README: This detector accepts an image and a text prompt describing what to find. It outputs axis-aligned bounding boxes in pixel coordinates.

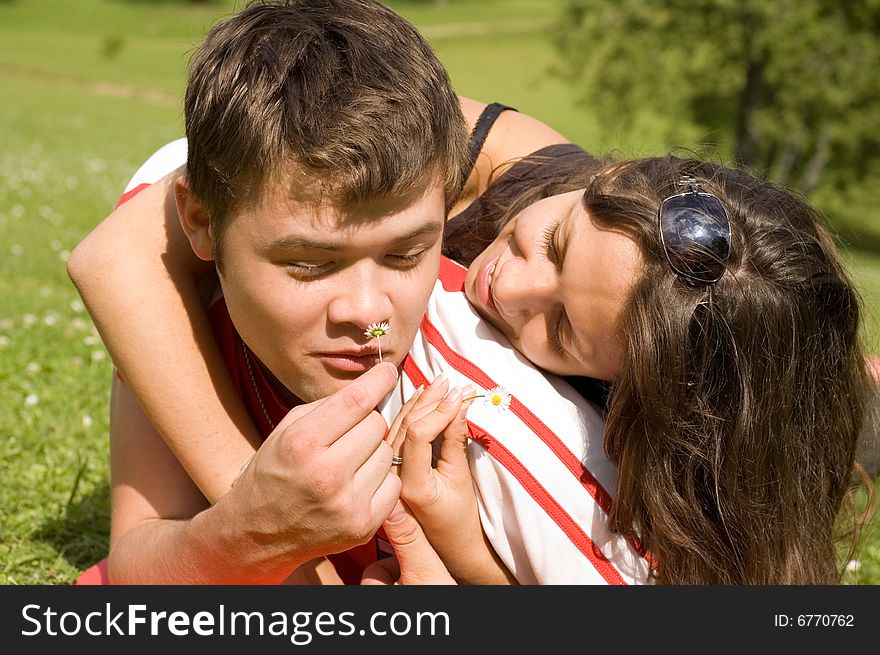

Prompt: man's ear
[175,176,215,262]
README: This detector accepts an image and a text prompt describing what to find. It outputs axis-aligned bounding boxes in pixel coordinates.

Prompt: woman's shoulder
[452,97,575,215]
[458,142,597,216]
[458,97,570,158]
[478,107,572,168]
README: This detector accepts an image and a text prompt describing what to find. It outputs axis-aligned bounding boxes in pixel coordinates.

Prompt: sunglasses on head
[658,175,732,285]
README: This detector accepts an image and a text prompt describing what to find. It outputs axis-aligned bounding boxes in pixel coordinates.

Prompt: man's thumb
[383,501,455,585]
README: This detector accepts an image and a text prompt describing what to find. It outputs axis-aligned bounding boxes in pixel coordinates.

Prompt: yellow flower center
[491,394,503,405]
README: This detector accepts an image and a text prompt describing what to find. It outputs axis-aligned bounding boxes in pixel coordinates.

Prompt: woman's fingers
[389,374,449,456]
[360,556,400,585]
[385,385,426,474]
[400,387,462,497]
[436,387,476,475]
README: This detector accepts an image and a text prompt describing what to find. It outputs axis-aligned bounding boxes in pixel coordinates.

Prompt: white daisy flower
[364,321,390,338]
[363,321,390,362]
[482,386,512,413]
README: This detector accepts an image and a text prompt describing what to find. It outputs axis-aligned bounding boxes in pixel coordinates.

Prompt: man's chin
[285,362,402,403]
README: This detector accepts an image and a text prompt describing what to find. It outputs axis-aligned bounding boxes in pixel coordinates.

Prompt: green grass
[1,0,878,585]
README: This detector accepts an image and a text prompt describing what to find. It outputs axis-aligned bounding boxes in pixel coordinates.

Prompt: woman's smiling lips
[475,251,502,319]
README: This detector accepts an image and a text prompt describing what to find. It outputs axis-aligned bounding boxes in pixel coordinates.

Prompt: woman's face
[465,189,642,381]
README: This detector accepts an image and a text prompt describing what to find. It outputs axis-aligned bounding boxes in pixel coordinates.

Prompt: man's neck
[254,355,301,408]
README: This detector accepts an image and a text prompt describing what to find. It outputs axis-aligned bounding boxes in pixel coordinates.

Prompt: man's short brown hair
[184,0,469,259]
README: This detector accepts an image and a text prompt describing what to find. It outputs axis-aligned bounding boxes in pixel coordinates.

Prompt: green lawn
[1,0,877,585]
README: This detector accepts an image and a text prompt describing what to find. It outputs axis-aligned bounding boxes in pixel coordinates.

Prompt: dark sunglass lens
[660,194,730,282]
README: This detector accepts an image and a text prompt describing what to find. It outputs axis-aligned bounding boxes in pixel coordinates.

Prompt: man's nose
[326,264,393,329]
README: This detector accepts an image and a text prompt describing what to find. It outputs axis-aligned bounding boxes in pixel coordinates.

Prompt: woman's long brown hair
[485,154,870,583]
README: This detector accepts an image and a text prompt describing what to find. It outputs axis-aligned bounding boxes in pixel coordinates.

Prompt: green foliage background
[0,0,877,585]
[554,0,880,245]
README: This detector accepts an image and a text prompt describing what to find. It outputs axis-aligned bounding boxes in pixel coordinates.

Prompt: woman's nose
[493,259,555,317]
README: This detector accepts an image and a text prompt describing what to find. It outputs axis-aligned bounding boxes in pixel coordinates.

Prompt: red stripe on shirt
[439,256,467,292]
[401,355,626,584]
[115,183,151,208]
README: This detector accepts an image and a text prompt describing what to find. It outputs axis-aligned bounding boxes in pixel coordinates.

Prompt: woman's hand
[385,376,516,584]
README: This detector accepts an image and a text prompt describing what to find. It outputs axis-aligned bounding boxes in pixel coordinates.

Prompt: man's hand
[216,362,402,581]
[360,501,456,585]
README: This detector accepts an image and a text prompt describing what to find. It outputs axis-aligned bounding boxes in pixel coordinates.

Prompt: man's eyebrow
[262,219,444,252]
[391,220,445,244]
[263,235,344,252]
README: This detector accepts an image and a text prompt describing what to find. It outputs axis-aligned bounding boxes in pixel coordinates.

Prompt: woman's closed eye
[540,219,569,356]
[549,305,568,356]
[540,219,562,265]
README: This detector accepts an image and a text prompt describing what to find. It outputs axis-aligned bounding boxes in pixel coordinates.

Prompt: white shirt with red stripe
[123,140,651,585]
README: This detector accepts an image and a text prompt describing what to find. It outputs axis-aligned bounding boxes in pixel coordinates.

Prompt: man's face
[216,180,445,403]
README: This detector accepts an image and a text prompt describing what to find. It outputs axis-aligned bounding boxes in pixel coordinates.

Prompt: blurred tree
[553,0,880,194]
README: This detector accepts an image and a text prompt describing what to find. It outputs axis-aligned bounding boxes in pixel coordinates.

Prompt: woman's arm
[107,376,270,583]
[68,169,261,503]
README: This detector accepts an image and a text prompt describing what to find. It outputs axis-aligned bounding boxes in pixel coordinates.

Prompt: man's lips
[314,344,389,372]
[320,347,381,357]
[317,351,385,373]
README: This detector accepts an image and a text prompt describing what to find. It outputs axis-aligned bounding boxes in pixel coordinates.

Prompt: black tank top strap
[463,102,517,181]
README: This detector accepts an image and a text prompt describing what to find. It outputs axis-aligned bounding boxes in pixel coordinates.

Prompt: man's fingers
[349,435,398,505]
[293,362,399,447]
[273,394,330,431]
[329,410,391,477]
[368,467,402,530]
